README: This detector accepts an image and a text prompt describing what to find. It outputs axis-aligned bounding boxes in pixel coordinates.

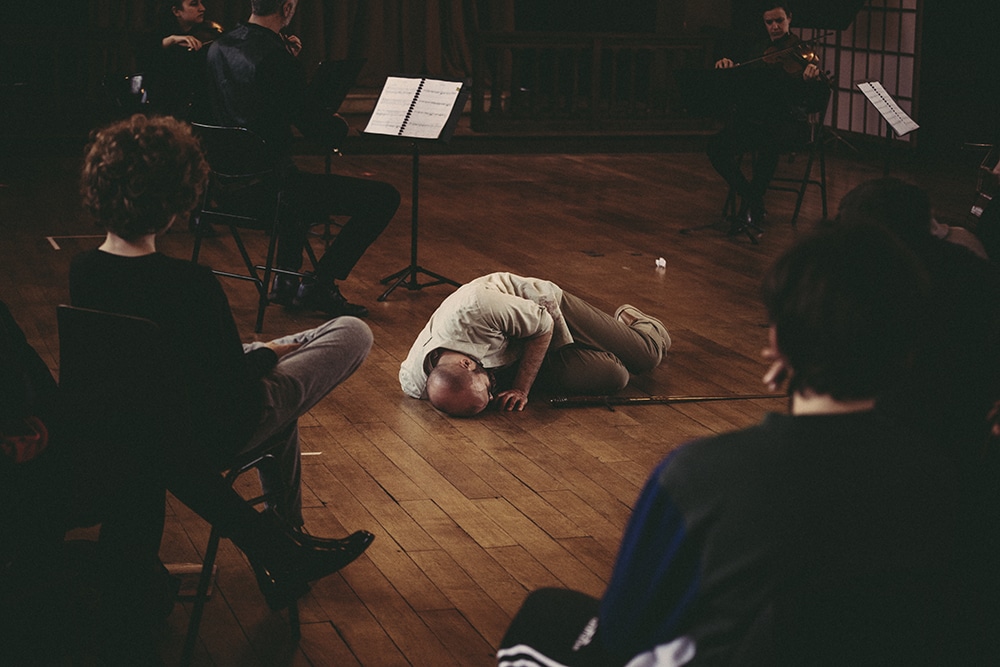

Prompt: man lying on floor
[399,272,671,416]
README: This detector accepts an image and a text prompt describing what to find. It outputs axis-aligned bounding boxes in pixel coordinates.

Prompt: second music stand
[362,75,470,301]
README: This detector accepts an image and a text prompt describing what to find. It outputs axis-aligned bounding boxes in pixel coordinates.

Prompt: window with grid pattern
[791,0,920,142]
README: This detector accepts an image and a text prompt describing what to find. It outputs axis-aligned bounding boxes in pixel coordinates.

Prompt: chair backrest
[189,123,285,228]
[189,123,275,179]
[804,85,832,124]
[309,58,366,113]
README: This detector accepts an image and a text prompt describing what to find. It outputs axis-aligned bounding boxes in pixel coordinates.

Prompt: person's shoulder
[219,21,251,40]
[660,421,775,485]
[69,248,99,269]
[925,237,995,292]
[162,253,216,278]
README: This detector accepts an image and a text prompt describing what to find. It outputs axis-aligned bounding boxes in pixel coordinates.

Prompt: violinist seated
[136,0,222,119]
[706,2,829,232]
[204,0,401,319]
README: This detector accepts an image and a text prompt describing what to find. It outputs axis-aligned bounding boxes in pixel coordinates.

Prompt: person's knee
[336,316,374,358]
[373,181,401,218]
[556,362,630,395]
[308,316,373,365]
[626,350,663,376]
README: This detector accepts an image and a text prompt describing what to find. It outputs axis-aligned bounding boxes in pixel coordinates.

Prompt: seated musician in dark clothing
[72,114,375,662]
[136,0,220,119]
[707,2,828,233]
[205,0,401,318]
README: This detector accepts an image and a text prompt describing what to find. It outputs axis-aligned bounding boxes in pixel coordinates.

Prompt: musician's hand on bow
[802,63,821,81]
[163,34,204,51]
[282,33,302,57]
[715,57,735,69]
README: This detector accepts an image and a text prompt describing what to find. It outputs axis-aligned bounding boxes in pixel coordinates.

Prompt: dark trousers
[706,118,808,209]
[277,169,401,282]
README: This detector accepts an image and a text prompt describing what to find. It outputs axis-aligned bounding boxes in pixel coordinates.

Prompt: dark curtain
[87,0,514,88]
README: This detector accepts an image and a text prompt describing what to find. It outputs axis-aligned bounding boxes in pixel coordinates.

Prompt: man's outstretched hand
[495,389,529,412]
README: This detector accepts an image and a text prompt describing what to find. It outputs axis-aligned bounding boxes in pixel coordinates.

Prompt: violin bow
[548,393,786,410]
[733,31,836,68]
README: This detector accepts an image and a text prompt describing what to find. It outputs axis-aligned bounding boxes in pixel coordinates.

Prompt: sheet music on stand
[857,81,919,136]
[364,76,467,141]
[363,75,470,301]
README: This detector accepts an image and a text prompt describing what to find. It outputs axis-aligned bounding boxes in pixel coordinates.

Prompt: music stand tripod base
[377,141,460,301]
[378,265,459,301]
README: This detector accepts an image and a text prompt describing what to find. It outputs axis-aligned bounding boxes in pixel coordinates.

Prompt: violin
[189,20,224,47]
[736,33,834,87]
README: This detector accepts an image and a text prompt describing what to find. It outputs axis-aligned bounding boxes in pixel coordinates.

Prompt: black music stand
[363,75,470,301]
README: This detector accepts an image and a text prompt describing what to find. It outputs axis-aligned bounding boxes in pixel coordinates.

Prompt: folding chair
[715,86,832,238]
[766,95,830,228]
[190,123,309,333]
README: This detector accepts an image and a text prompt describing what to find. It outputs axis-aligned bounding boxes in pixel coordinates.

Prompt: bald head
[426,352,493,417]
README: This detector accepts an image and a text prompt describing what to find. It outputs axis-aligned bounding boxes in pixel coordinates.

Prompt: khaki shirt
[399,273,573,398]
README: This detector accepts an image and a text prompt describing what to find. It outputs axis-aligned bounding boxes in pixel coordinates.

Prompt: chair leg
[192,232,204,263]
[789,149,816,229]
[288,601,301,640]
[303,238,321,273]
[180,525,223,667]
[256,213,283,334]
[818,142,828,219]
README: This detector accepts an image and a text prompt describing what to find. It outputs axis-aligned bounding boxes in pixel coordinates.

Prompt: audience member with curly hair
[71,114,375,662]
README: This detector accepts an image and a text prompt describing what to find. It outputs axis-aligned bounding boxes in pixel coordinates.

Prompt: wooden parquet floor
[0,141,981,665]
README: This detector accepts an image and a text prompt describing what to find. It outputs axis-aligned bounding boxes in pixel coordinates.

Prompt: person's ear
[160,215,178,236]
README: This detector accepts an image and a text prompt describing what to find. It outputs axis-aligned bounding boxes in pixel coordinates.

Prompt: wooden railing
[472,31,718,133]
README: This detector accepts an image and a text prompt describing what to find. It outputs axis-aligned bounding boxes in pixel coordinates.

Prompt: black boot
[264,507,375,551]
[269,274,301,307]
[233,511,374,611]
[294,274,369,317]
